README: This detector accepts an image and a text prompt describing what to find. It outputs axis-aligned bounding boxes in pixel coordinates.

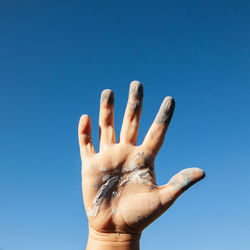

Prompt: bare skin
[78,81,205,250]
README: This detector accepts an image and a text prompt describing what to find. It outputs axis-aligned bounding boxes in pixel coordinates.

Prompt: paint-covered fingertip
[197,168,206,179]
[163,96,175,106]
[190,167,205,176]
[155,96,175,124]
[181,167,206,181]
[129,80,143,98]
[101,89,114,104]
[130,80,142,85]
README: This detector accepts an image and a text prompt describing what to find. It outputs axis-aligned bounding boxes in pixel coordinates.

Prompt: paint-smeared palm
[78,81,205,235]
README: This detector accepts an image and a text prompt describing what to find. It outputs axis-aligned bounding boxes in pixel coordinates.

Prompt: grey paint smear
[177,168,202,190]
[87,176,119,217]
[129,81,143,99]
[100,89,114,105]
[155,96,175,124]
[168,168,204,191]
[128,81,143,111]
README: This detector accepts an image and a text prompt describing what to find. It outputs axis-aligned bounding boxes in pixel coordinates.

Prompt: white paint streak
[126,160,137,171]
[120,168,151,187]
[125,151,145,172]
[129,169,150,183]
[120,176,129,186]
[87,176,119,217]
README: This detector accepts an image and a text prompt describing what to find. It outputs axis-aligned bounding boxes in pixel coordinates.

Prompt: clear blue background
[0,1,250,249]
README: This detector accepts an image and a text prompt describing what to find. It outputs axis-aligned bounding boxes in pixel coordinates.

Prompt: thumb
[158,167,205,209]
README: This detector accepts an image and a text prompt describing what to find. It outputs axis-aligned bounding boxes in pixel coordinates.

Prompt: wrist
[87,227,141,250]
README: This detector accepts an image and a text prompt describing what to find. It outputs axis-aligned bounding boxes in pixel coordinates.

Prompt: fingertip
[79,114,89,121]
[185,167,206,181]
[101,89,114,105]
[155,96,175,124]
[78,114,91,135]
[129,80,143,98]
[195,167,206,179]
[131,80,142,85]
[162,96,175,111]
[164,96,175,106]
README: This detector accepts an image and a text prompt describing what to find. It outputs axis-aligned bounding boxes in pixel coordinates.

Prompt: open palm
[78,81,205,236]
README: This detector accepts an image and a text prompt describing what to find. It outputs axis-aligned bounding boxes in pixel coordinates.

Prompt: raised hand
[78,81,205,249]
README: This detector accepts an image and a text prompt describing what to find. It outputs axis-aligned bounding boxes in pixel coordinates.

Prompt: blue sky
[0,0,250,249]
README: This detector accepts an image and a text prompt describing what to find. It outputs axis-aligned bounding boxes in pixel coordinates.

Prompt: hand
[78,81,205,249]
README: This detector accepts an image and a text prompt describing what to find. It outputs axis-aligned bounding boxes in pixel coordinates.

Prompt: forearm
[87,227,141,250]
